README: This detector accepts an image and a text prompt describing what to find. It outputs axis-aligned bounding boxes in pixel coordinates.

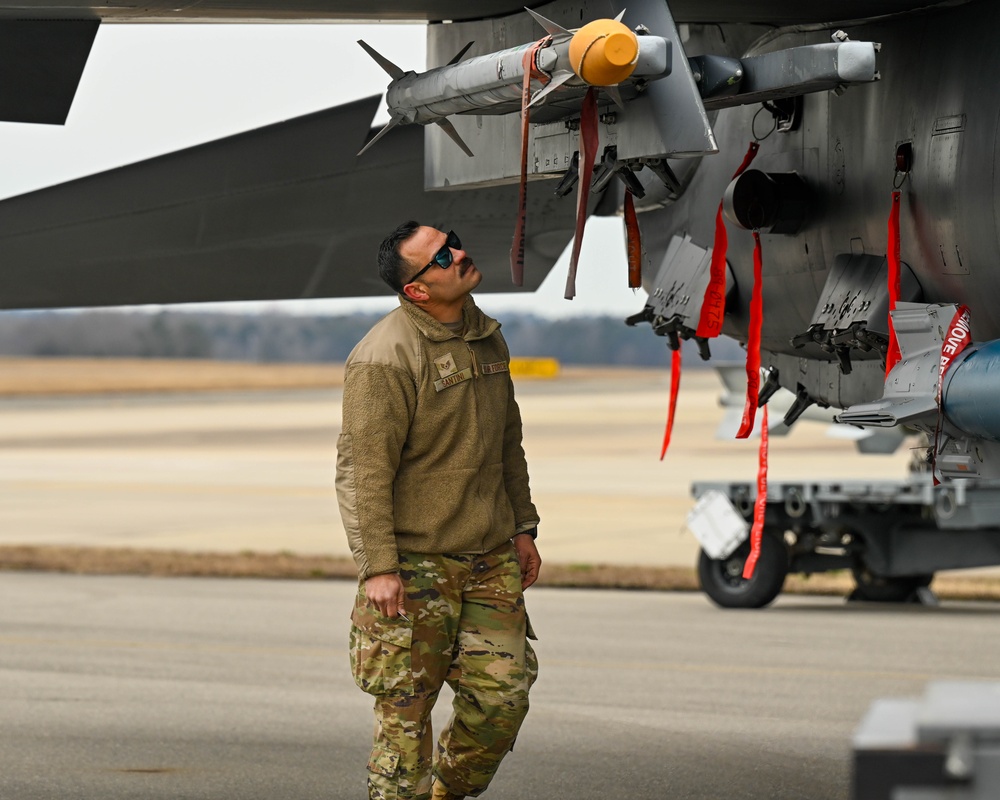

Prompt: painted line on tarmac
[5,634,971,682]
[0,634,336,658]
[3,480,330,496]
[528,655,992,684]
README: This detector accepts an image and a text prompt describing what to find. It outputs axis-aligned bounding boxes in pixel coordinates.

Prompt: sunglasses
[409,230,461,283]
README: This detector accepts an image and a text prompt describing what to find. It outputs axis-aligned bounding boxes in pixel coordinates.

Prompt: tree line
[0,309,745,367]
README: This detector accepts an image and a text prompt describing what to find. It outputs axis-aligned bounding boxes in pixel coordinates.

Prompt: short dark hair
[378,220,421,294]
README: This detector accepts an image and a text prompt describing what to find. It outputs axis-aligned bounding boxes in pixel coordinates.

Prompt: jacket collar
[398,295,500,343]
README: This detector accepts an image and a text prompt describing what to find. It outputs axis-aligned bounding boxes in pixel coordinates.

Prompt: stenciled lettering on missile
[434,367,474,392]
[480,361,509,375]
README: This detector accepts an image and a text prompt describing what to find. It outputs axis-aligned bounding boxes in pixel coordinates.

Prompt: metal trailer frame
[688,475,1000,607]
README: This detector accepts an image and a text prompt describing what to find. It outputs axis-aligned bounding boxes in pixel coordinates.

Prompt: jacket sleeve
[336,361,417,579]
[501,377,540,535]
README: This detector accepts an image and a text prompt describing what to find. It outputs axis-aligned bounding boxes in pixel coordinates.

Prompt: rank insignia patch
[434,353,458,378]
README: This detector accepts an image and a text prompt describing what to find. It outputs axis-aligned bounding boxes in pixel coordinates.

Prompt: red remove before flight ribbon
[565,87,599,299]
[510,37,552,286]
[885,191,902,377]
[625,189,642,288]
[932,305,973,483]
[659,347,682,460]
[736,231,764,439]
[742,404,769,580]
[695,140,760,339]
[938,305,972,400]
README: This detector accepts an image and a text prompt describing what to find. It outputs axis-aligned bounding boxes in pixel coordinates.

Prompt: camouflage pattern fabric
[349,542,538,799]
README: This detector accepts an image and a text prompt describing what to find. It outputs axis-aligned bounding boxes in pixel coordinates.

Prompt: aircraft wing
[0,2,970,126]
[0,0,974,310]
[0,2,961,24]
[0,95,577,310]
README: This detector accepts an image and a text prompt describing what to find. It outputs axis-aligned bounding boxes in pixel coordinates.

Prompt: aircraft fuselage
[653,1,998,408]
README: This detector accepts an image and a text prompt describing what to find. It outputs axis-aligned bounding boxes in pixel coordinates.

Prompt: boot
[430,780,465,800]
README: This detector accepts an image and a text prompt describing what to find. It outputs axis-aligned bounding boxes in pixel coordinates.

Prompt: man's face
[399,226,482,302]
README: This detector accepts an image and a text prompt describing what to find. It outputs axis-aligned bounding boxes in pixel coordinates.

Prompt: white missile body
[358,12,672,156]
[387,35,669,123]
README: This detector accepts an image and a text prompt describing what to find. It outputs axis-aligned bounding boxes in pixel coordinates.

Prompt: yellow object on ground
[509,358,560,379]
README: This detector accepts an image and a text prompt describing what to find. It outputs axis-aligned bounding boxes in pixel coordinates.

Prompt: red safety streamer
[742,404,769,580]
[938,305,972,403]
[565,87,599,300]
[625,189,642,288]
[885,191,902,377]
[932,305,973,484]
[510,38,551,286]
[695,141,760,339]
[659,347,682,460]
[736,231,764,439]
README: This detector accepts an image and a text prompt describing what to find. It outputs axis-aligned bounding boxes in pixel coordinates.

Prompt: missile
[835,304,1000,480]
[357,10,671,156]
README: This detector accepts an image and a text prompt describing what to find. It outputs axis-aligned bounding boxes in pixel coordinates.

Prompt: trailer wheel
[697,534,789,609]
[851,567,934,603]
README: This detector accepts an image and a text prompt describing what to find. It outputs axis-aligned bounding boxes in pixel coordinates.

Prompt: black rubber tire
[697,534,789,609]
[851,567,934,603]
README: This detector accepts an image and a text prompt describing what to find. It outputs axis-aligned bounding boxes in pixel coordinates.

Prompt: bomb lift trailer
[687,474,1000,608]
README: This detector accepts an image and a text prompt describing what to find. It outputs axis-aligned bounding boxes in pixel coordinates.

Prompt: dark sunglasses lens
[447,231,461,250]
[434,247,453,269]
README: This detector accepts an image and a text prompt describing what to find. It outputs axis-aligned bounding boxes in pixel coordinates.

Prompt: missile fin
[604,84,626,111]
[357,40,405,79]
[435,118,475,157]
[525,7,572,36]
[528,70,575,107]
[613,8,627,22]
[446,41,476,66]
[357,116,402,157]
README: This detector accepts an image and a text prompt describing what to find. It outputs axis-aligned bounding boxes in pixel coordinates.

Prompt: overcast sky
[0,23,648,320]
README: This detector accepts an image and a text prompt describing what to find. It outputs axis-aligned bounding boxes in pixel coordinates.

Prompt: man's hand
[512,533,541,590]
[365,572,406,618]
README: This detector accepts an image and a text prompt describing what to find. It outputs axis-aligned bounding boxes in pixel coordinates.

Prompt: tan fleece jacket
[336,296,538,580]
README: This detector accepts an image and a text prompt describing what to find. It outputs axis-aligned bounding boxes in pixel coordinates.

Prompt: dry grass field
[0,357,645,394]
[0,357,348,394]
[3,545,1000,601]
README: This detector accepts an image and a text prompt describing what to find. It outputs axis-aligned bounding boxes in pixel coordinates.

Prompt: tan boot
[430,780,465,800]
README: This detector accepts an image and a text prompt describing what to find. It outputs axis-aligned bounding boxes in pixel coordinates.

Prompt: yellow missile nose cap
[569,19,639,87]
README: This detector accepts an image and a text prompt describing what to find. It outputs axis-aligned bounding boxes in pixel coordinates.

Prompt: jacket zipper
[466,340,491,551]
[467,344,480,378]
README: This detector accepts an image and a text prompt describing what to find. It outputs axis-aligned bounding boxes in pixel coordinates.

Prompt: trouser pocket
[367,743,402,800]
[350,588,414,695]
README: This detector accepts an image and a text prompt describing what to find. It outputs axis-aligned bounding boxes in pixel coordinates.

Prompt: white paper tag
[686,490,750,560]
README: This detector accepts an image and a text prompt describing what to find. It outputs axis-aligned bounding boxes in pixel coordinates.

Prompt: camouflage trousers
[349,542,538,799]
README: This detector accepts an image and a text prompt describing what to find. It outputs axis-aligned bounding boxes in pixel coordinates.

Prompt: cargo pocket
[350,598,414,696]
[525,612,538,641]
[368,743,401,778]
[367,744,401,799]
[523,612,538,692]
